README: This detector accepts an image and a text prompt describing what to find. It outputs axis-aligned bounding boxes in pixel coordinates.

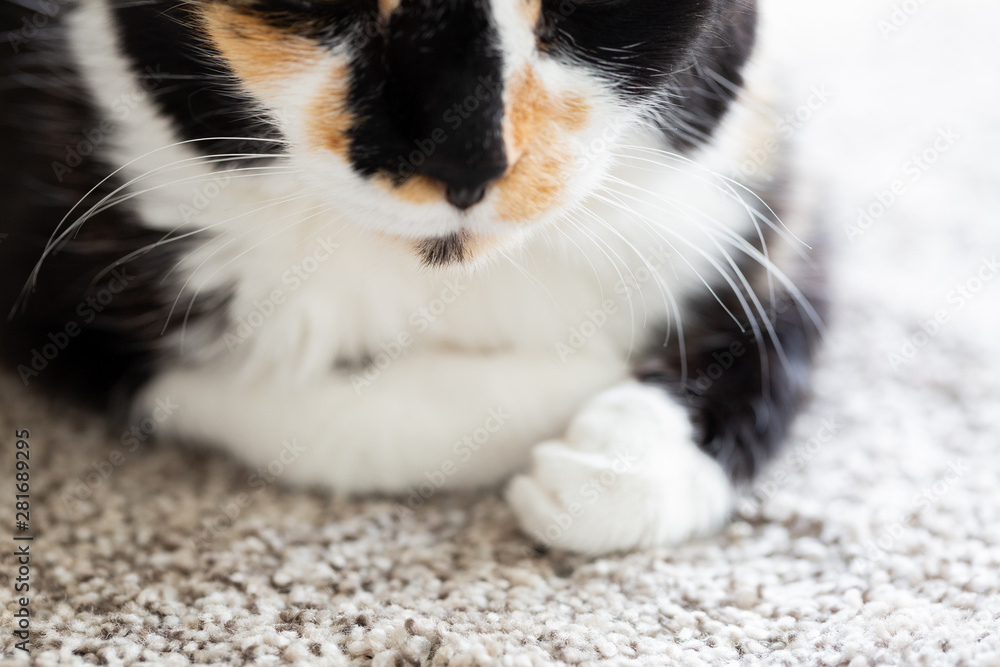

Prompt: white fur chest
[173,172,683,381]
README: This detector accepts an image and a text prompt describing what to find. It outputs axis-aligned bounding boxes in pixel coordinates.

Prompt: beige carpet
[3,0,1000,664]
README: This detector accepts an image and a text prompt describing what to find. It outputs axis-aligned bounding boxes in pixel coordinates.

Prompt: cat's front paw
[506,383,733,556]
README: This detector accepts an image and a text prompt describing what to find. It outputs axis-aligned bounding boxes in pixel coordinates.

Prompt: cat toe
[506,383,734,556]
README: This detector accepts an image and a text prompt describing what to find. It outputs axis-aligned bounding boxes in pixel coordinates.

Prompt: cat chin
[373,228,531,270]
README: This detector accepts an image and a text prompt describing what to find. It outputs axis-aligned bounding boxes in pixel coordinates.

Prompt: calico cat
[0,0,824,554]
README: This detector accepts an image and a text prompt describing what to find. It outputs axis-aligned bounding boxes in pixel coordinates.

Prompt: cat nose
[422,160,507,211]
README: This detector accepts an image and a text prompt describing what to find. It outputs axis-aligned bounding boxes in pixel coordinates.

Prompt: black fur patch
[110,0,286,158]
[0,1,224,408]
[112,0,752,175]
[663,1,758,149]
[635,192,827,483]
[540,0,757,149]
[415,232,469,266]
[346,0,508,189]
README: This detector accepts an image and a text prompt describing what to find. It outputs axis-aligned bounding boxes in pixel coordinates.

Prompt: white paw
[506,383,733,556]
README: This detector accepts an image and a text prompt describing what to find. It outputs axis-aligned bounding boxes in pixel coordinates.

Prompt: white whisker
[17,141,295,312]
[163,198,333,338]
[176,204,340,350]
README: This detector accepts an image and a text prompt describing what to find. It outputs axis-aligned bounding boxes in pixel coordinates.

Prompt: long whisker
[606,141,823,319]
[62,154,294,233]
[572,200,673,331]
[593,179,825,394]
[162,197,331,337]
[89,189,317,290]
[17,142,293,311]
[611,146,784,306]
[176,204,340,350]
[560,212,640,360]
[498,246,560,310]
[46,136,290,249]
[570,203,690,371]
[614,144,808,248]
[590,188,749,328]
[73,165,301,238]
[569,208,650,321]
[602,172,825,338]
[586,189,763,365]
[591,187,770,395]
[605,167,781,313]
[545,221,607,303]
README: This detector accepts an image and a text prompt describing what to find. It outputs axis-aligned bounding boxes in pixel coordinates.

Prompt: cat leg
[507,382,733,555]
[135,351,626,494]
[507,287,824,556]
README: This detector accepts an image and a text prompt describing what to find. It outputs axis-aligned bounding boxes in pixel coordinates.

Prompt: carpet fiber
[3,0,1000,664]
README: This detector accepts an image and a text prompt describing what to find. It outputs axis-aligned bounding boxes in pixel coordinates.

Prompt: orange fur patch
[203,6,354,158]
[379,0,402,17]
[520,0,542,29]
[496,66,590,222]
[496,150,568,221]
[201,5,324,95]
[305,64,352,158]
[375,174,446,206]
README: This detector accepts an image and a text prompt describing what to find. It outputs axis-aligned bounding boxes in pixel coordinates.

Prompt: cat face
[114,0,756,264]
